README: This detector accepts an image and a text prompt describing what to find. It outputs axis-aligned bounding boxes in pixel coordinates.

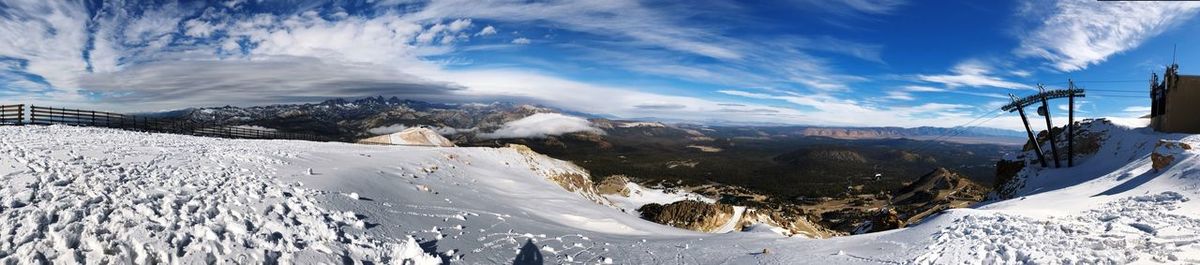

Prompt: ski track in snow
[3,121,1200,264]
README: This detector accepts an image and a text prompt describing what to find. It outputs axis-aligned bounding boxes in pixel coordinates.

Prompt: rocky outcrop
[638,200,733,232]
[508,144,611,206]
[1152,140,1192,172]
[890,168,986,225]
[596,175,631,196]
[992,159,1026,199]
[736,207,840,238]
[855,208,904,234]
[998,119,1109,200]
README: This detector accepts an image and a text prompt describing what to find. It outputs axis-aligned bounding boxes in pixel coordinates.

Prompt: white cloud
[917,60,1033,90]
[0,1,945,130]
[1122,106,1151,113]
[447,18,472,32]
[884,91,915,101]
[713,89,1008,128]
[902,85,1009,99]
[789,0,907,16]
[479,113,602,139]
[1015,0,1200,71]
[476,25,497,36]
[76,57,466,109]
[3,0,874,113]
[405,0,743,60]
[0,1,91,93]
[511,37,531,45]
[184,19,216,38]
[903,85,946,92]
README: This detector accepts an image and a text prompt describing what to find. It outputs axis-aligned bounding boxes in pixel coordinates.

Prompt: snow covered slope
[358,127,456,147]
[2,120,1198,264]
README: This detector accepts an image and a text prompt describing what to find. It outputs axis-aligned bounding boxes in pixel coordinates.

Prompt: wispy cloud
[714,89,1003,128]
[789,0,907,16]
[1015,0,1200,71]
[403,0,743,60]
[1122,106,1151,113]
[884,91,915,101]
[900,85,1009,99]
[76,57,467,109]
[916,60,1033,90]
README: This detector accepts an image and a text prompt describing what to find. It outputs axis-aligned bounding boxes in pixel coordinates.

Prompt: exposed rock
[992,159,1026,199]
[859,208,904,233]
[736,207,840,238]
[638,200,733,232]
[508,144,611,206]
[889,168,986,225]
[1152,140,1192,172]
[596,175,631,197]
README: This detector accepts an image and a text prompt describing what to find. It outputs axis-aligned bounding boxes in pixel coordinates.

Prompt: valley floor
[0,123,1197,264]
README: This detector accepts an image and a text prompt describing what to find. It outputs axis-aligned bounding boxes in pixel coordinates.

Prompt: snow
[603,182,715,214]
[711,206,746,234]
[4,119,1200,264]
[361,127,455,147]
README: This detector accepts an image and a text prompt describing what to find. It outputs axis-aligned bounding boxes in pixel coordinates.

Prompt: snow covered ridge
[359,127,457,147]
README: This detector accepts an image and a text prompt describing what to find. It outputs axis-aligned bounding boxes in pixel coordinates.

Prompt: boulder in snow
[1152,140,1192,172]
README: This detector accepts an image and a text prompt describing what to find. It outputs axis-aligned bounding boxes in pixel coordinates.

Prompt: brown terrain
[595,167,988,237]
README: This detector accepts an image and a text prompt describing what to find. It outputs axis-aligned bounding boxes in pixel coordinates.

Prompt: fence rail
[0,104,22,125]
[0,104,325,141]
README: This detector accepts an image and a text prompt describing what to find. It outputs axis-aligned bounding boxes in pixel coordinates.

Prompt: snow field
[3,119,1200,264]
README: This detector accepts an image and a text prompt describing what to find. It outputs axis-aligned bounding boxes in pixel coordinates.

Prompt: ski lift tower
[1001,81,1086,168]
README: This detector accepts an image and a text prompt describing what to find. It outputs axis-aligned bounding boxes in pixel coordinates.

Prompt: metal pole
[1014,94,1049,168]
[1068,80,1075,167]
[1038,85,1061,168]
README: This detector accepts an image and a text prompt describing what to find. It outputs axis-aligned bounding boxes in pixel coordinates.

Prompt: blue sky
[1,0,1198,130]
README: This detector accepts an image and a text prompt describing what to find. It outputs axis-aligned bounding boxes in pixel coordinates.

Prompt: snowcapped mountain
[161,97,566,141]
[3,117,1195,264]
[157,97,1023,145]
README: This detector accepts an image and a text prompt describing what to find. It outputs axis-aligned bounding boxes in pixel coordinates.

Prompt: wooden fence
[0,104,22,125]
[0,104,326,141]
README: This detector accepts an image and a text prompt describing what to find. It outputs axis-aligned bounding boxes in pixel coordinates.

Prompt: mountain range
[151,96,1025,145]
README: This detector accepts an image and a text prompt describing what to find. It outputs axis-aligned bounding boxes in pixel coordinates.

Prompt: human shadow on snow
[512,239,544,265]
